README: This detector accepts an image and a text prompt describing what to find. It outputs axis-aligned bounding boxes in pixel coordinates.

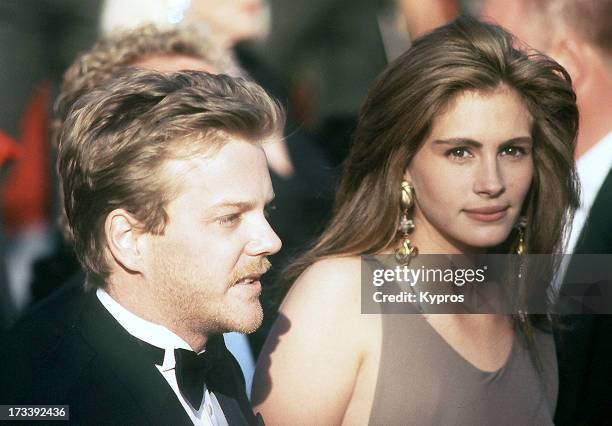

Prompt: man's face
[142,137,281,336]
[481,0,552,52]
[188,0,268,44]
[131,55,218,74]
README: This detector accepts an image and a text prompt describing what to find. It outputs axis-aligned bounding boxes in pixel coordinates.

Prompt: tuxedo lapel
[77,291,192,425]
[213,391,251,425]
[211,392,264,425]
[562,167,612,303]
[206,335,259,426]
[556,168,612,424]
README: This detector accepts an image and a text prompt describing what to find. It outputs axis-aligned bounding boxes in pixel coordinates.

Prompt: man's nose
[244,219,282,257]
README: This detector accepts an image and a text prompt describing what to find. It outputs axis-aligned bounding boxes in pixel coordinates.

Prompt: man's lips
[463,205,509,222]
[232,274,263,297]
[234,274,262,285]
[232,258,271,287]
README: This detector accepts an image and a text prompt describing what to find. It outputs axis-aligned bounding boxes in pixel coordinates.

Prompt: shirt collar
[576,131,612,211]
[96,288,200,371]
[564,131,612,253]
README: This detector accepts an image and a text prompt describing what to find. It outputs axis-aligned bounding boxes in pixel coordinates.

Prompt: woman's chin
[455,231,513,251]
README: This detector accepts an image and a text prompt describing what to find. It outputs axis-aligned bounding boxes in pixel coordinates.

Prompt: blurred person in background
[482,1,612,424]
[262,0,458,167]
[0,0,102,324]
[0,136,21,329]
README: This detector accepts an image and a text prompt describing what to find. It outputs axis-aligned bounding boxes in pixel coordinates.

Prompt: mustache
[230,258,272,284]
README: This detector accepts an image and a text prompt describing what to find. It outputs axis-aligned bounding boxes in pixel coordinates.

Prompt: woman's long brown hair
[283,17,579,337]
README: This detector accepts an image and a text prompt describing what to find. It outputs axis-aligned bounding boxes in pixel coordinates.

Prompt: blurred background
[0,0,471,331]
[2,1,610,421]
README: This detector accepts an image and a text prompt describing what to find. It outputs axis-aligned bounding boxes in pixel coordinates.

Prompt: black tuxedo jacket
[555,167,612,426]
[0,279,262,425]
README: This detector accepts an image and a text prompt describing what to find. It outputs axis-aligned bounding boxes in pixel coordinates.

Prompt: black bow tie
[174,342,221,408]
[135,335,224,409]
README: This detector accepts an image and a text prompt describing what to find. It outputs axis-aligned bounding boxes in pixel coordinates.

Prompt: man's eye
[446,147,472,159]
[217,214,241,226]
[500,146,527,157]
[264,204,277,219]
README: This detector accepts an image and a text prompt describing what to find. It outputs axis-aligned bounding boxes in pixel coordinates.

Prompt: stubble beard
[214,257,271,334]
[156,257,270,336]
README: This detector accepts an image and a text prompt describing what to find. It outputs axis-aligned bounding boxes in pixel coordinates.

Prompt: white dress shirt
[566,131,612,254]
[556,131,612,288]
[96,288,228,426]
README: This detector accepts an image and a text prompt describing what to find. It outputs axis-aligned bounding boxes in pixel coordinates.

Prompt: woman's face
[187,0,268,45]
[405,86,534,254]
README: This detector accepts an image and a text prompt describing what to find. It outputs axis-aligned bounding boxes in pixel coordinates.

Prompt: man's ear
[548,36,586,91]
[104,209,146,274]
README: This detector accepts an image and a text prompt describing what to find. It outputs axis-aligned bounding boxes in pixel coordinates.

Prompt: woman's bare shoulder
[253,255,378,424]
[281,256,363,314]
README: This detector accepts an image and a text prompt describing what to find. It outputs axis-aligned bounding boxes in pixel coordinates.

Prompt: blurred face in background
[186,0,269,46]
[480,0,553,52]
[132,55,217,73]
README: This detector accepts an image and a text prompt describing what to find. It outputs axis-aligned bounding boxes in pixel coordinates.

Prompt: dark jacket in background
[555,168,612,426]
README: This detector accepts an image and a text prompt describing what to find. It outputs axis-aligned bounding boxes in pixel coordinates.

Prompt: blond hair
[58,70,283,288]
[54,24,235,144]
[54,24,239,241]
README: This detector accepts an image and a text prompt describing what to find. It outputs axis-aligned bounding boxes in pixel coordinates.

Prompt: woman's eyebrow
[433,138,482,148]
[433,136,533,147]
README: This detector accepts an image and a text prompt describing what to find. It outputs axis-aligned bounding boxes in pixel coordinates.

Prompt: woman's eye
[217,214,241,226]
[446,147,472,159]
[500,146,526,157]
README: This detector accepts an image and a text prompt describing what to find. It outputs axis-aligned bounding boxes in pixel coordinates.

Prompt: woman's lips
[463,206,509,222]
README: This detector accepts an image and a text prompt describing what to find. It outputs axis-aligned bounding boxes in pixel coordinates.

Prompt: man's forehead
[132,54,218,74]
[161,139,272,203]
[207,192,276,212]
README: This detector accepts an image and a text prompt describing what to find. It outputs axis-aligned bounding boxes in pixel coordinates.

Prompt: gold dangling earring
[515,216,527,321]
[395,180,418,264]
[515,216,527,255]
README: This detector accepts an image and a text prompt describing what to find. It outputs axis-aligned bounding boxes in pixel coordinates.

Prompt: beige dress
[368,308,558,425]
